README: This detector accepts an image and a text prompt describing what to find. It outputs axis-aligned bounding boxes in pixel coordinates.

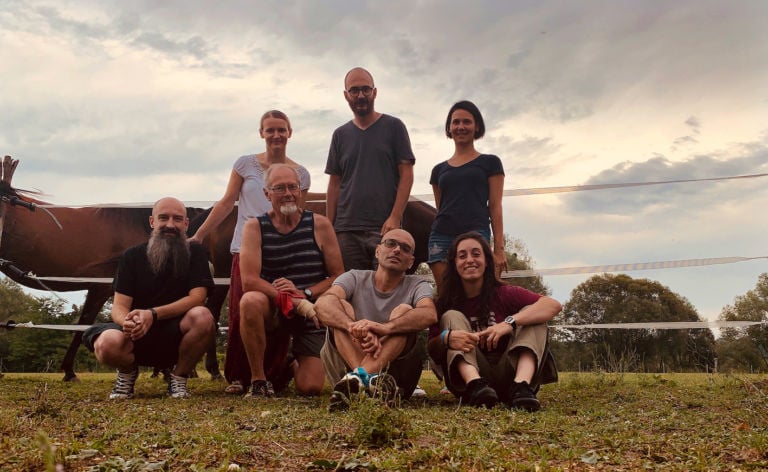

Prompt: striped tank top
[257,210,328,289]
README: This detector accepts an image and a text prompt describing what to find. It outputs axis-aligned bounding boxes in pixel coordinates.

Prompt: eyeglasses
[380,238,413,255]
[346,86,374,97]
[268,183,300,194]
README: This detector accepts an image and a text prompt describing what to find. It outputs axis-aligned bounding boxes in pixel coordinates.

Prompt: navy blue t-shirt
[429,154,504,235]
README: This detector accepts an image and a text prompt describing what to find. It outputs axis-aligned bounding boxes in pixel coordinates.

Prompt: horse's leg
[60,286,112,381]
[204,285,228,380]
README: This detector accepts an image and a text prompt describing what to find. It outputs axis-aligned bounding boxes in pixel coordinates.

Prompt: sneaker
[244,380,275,399]
[368,373,399,405]
[411,385,427,398]
[506,381,540,412]
[329,371,364,412]
[168,373,191,399]
[109,368,138,399]
[464,378,498,408]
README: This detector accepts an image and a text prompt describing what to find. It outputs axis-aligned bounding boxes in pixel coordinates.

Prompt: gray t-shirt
[325,114,415,232]
[333,270,433,324]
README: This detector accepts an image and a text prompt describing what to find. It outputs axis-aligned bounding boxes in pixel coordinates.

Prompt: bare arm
[326,174,340,225]
[381,162,414,234]
[477,295,561,350]
[369,297,438,337]
[304,215,345,297]
[432,184,441,211]
[314,284,355,331]
[111,286,208,341]
[512,296,562,326]
[488,173,507,273]
[190,170,243,243]
[238,218,279,298]
[152,286,209,320]
[110,292,133,326]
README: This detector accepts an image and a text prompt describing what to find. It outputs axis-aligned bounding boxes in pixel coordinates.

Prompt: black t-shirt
[114,242,214,311]
[430,154,504,235]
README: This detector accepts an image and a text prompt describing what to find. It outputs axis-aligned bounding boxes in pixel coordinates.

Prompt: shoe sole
[328,391,350,412]
[510,397,541,412]
[369,374,399,405]
[469,387,499,409]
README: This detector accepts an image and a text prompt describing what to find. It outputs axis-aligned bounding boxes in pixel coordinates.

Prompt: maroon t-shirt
[432,284,541,336]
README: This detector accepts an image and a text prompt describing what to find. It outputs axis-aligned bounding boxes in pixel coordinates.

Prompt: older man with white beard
[83,197,216,399]
[238,164,344,398]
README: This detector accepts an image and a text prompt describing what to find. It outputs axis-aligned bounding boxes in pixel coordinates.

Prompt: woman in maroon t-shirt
[428,232,561,411]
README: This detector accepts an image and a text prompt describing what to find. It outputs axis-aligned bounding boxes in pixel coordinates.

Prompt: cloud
[565,139,768,215]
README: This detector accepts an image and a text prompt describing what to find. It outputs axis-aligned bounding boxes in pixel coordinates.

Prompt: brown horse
[0,157,437,380]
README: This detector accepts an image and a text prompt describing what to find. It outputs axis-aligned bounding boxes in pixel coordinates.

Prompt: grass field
[1,371,767,471]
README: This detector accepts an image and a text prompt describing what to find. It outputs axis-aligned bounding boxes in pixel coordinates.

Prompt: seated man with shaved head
[315,229,437,411]
[83,197,216,399]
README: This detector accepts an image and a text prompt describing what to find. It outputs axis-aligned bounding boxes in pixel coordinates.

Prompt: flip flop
[224,381,244,395]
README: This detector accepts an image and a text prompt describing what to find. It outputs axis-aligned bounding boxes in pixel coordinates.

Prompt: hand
[493,248,508,277]
[360,332,382,359]
[272,278,301,297]
[380,215,401,235]
[348,319,373,340]
[188,234,202,245]
[447,330,479,353]
[477,323,514,351]
[125,309,153,341]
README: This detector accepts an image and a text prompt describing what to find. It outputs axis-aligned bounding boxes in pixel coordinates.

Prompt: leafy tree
[501,235,550,295]
[717,273,768,372]
[553,273,716,372]
[0,278,106,372]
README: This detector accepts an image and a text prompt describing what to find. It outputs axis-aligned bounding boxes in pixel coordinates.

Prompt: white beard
[280,203,298,215]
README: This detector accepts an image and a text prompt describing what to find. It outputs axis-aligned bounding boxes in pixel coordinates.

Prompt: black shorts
[82,318,183,369]
[279,315,325,358]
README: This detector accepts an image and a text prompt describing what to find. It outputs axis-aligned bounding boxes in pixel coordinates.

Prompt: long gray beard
[146,229,191,278]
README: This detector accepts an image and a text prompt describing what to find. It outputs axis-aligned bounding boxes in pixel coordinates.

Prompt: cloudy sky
[1,0,767,322]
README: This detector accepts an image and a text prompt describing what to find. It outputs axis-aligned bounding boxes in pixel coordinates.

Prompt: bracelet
[440,329,449,346]
[150,308,158,322]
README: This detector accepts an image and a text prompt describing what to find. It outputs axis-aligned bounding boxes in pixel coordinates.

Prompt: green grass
[1,371,767,471]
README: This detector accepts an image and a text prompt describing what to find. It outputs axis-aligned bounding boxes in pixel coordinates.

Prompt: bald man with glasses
[315,229,437,411]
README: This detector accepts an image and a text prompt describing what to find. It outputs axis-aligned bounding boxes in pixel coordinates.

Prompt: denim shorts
[427,228,491,264]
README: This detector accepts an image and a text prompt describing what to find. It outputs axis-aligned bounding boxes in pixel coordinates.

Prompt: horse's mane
[0,181,43,200]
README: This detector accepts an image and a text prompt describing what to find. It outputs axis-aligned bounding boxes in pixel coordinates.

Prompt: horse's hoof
[62,373,80,382]
[210,372,224,381]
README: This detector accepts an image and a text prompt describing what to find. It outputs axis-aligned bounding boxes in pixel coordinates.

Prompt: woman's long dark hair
[435,231,503,320]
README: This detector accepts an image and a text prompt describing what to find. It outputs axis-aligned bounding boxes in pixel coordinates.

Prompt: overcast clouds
[1,0,767,321]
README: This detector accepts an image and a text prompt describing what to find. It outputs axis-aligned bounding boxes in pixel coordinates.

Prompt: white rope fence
[34,172,768,208]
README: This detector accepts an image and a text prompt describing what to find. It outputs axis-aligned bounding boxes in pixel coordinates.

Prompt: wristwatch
[504,315,517,330]
[304,288,313,300]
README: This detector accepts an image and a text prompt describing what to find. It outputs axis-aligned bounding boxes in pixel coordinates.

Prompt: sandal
[224,381,244,395]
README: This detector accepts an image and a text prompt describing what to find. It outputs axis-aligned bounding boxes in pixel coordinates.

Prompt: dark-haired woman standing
[427,100,508,295]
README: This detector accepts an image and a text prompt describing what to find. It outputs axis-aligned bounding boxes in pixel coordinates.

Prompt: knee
[93,330,127,364]
[295,377,324,396]
[441,310,469,330]
[187,306,215,332]
[239,291,270,323]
